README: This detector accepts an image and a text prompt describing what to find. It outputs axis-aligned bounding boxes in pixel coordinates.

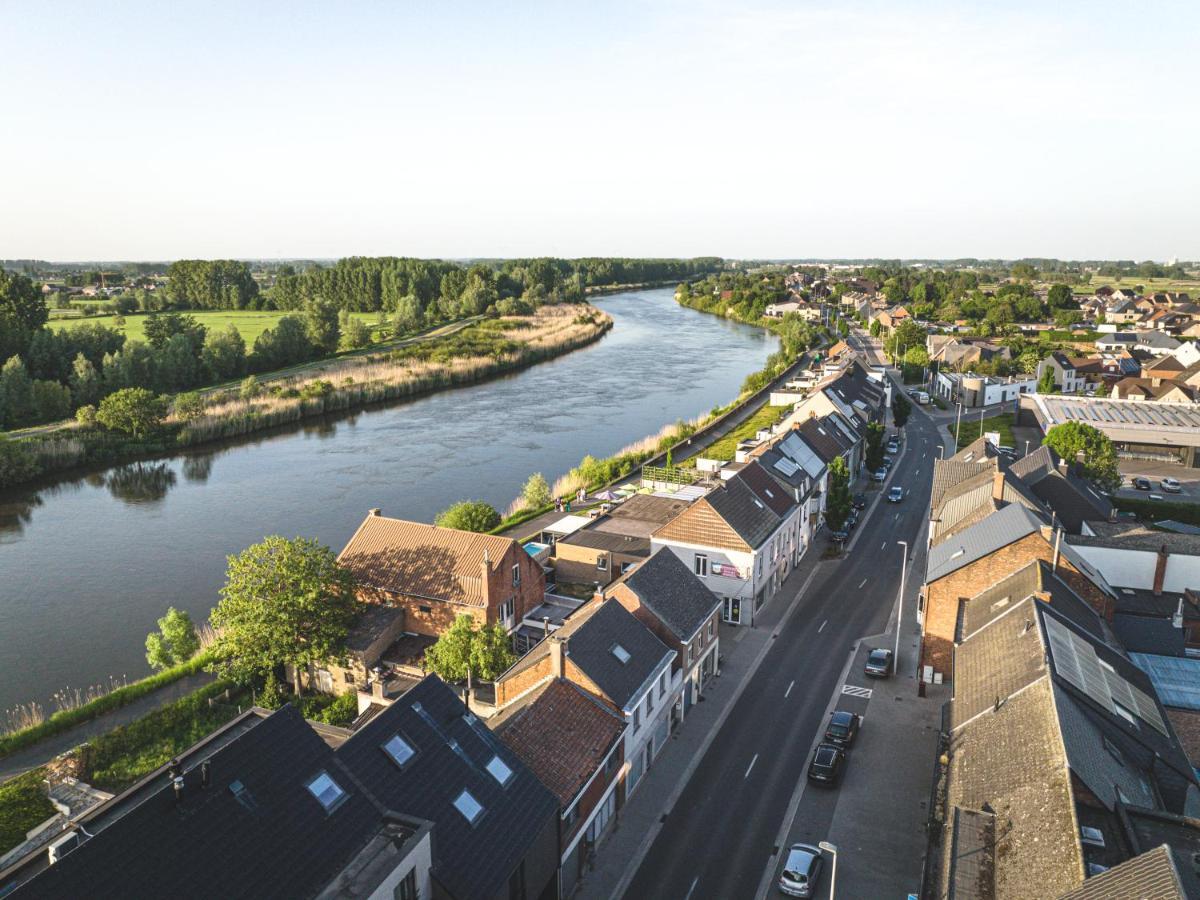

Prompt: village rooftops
[926,503,1047,583]
[1008,446,1113,533]
[956,559,1109,645]
[654,467,790,553]
[609,548,722,643]
[337,512,520,607]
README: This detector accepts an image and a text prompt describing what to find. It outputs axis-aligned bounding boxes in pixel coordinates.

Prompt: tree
[522,473,552,510]
[1037,366,1058,394]
[173,391,205,421]
[341,318,372,350]
[0,270,47,363]
[145,607,201,670]
[251,316,312,369]
[1054,309,1083,328]
[239,375,262,401]
[893,392,911,428]
[435,500,501,532]
[0,434,38,488]
[903,346,929,368]
[0,356,34,427]
[825,457,852,532]
[143,312,206,352]
[210,536,360,695]
[157,332,204,391]
[202,324,247,380]
[424,615,516,682]
[1047,283,1074,309]
[69,353,100,407]
[31,380,71,422]
[864,421,886,472]
[96,387,167,438]
[303,298,341,355]
[1044,421,1120,492]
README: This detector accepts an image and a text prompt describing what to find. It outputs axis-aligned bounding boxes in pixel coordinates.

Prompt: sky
[2,0,1197,261]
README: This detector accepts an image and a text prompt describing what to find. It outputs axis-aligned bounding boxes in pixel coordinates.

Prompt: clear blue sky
[3,0,1197,261]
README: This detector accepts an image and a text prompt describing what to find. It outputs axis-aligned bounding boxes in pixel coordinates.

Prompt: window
[708,619,715,640]
[486,754,514,786]
[563,804,579,830]
[604,749,619,776]
[597,554,609,571]
[419,605,432,613]
[659,672,666,698]
[394,868,417,900]
[512,564,521,587]
[453,789,483,824]
[306,771,346,812]
[611,644,631,664]
[688,643,695,664]
[343,669,356,684]
[498,598,514,627]
[382,734,415,768]
[633,702,642,730]
[694,553,708,577]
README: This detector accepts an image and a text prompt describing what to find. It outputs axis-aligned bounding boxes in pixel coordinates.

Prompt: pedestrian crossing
[841,684,873,699]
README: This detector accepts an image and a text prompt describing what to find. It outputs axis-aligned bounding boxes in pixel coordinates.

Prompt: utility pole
[894,540,908,674]
[954,401,963,447]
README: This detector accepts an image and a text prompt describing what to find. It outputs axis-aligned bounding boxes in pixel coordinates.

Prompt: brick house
[551,494,689,589]
[337,510,545,638]
[919,503,1114,680]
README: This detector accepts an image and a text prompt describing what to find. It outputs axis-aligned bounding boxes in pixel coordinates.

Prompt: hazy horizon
[4,1,1197,261]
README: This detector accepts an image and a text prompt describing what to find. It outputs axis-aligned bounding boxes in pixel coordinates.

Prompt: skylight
[486,754,514,786]
[382,733,415,767]
[306,771,346,812]
[611,644,631,664]
[454,789,483,824]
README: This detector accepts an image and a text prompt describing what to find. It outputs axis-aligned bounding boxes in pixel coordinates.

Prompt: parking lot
[1116,459,1200,503]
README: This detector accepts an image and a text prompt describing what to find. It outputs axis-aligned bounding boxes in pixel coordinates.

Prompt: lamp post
[954,401,963,447]
[894,540,908,674]
[818,842,838,899]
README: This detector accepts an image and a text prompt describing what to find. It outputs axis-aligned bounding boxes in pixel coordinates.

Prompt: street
[619,378,944,900]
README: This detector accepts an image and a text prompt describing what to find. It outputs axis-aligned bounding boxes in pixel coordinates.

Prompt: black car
[852,493,867,510]
[824,710,861,748]
[1133,477,1152,491]
[807,743,845,785]
[846,509,859,530]
[864,647,893,678]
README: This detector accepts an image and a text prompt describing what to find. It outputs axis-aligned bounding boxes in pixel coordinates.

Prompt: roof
[607,493,691,527]
[1032,395,1200,449]
[561,528,651,557]
[1067,522,1200,555]
[11,706,398,899]
[736,460,798,517]
[654,472,783,552]
[1010,447,1112,533]
[565,599,674,710]
[958,560,1108,645]
[1130,654,1200,711]
[952,596,1048,729]
[927,503,1046,583]
[344,604,406,653]
[612,548,722,641]
[931,458,998,510]
[336,676,558,900]
[497,679,624,807]
[338,513,518,607]
[1112,614,1187,656]
[1057,844,1188,900]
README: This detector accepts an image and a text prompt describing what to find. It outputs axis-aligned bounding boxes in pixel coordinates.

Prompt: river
[0,288,778,716]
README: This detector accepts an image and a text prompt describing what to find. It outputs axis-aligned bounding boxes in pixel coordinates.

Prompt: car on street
[1133,476,1152,491]
[824,710,861,747]
[888,486,903,502]
[871,468,887,482]
[807,743,845,785]
[998,445,1016,457]
[886,440,899,454]
[1162,477,1183,493]
[864,647,894,677]
[829,528,849,543]
[852,493,867,510]
[846,509,859,530]
[778,843,825,898]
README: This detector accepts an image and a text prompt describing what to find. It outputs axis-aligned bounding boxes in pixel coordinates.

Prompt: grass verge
[0,769,54,854]
[954,413,1015,449]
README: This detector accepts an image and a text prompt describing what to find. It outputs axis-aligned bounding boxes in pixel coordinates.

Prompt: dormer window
[306,771,346,813]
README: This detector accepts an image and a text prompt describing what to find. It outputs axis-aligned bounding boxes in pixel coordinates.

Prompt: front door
[723,596,741,625]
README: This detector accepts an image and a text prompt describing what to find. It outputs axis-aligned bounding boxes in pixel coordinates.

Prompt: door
[723,596,741,625]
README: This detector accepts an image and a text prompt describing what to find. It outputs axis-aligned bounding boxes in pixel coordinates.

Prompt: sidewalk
[574,536,836,900]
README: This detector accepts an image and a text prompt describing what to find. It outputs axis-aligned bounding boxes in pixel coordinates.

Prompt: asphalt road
[621,381,942,900]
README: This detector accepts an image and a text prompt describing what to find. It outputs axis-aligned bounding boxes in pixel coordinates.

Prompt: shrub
[96,388,167,438]
[435,500,501,532]
[299,379,333,400]
[172,391,205,421]
[238,375,261,401]
[0,435,39,488]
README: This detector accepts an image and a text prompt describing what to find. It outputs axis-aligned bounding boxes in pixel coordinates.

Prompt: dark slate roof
[926,503,1046,583]
[15,706,388,899]
[335,676,558,900]
[945,806,995,899]
[1113,613,1188,657]
[931,458,996,510]
[958,560,1108,644]
[796,416,851,463]
[566,599,674,710]
[617,548,722,641]
[737,461,798,517]
[1113,587,1200,622]
[704,474,783,550]
[1067,522,1200,555]
[1010,446,1112,533]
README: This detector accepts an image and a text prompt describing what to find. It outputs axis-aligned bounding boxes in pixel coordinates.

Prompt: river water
[0,288,778,716]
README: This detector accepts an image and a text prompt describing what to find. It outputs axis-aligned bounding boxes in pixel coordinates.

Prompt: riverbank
[2,305,612,490]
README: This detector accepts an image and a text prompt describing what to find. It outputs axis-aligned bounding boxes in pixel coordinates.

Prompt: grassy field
[1071,275,1200,296]
[49,309,387,344]
[954,412,1015,449]
[698,402,792,463]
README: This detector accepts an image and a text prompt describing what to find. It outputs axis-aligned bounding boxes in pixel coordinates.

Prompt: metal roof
[926,503,1046,583]
[1129,653,1200,711]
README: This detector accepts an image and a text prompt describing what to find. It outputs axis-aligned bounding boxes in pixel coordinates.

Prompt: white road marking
[881,541,886,550]
[842,684,873,699]
[818,619,827,633]
[785,680,794,698]
[745,754,759,779]
[685,877,699,900]
[857,578,867,589]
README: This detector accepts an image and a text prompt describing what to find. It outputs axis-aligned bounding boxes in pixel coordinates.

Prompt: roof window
[611,644,631,664]
[306,771,346,813]
[1080,825,1106,848]
[486,754,514,786]
[454,789,483,824]
[382,733,415,768]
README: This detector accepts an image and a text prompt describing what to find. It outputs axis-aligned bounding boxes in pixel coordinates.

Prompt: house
[338,510,546,638]
[551,494,690,588]
[933,371,1037,407]
[1,705,440,900]
[1057,844,1191,899]
[1172,341,1200,368]
[1110,378,1198,403]
[935,594,1200,899]
[337,676,561,900]
[1095,332,1138,352]
[1038,351,1089,394]
[652,462,801,626]
[874,306,910,334]
[1135,331,1182,356]
[1006,446,1113,534]
[492,598,677,803]
[927,336,1011,371]
[764,301,803,318]
[927,463,1045,548]
[497,679,625,897]
[604,548,723,713]
[752,428,829,550]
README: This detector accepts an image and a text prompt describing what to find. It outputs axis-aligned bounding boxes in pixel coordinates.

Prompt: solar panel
[773,457,800,477]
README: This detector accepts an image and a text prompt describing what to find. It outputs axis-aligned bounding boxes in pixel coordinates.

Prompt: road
[621,376,942,900]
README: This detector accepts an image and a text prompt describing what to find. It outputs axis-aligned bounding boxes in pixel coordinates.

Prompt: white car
[1161,477,1183,494]
[778,843,825,897]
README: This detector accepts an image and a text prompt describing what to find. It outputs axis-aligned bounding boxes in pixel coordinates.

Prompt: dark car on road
[852,493,867,510]
[824,710,861,748]
[1133,476,1152,491]
[887,486,903,502]
[864,647,894,678]
[807,743,845,785]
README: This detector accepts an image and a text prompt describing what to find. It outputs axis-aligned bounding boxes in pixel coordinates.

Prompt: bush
[305,691,358,727]
[96,388,167,438]
[341,318,372,350]
[238,375,261,401]
[172,391,205,422]
[299,379,333,400]
[75,403,97,427]
[0,435,39,488]
[435,500,501,532]
[0,768,54,853]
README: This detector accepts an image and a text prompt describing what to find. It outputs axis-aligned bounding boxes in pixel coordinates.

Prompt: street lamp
[894,540,908,675]
[818,842,838,899]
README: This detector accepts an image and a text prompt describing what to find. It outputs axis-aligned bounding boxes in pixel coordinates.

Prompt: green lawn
[954,413,1015,449]
[50,309,386,345]
[1072,275,1200,296]
[0,768,53,854]
[700,402,792,463]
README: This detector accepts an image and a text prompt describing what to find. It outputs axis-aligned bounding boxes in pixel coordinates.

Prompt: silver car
[779,843,824,897]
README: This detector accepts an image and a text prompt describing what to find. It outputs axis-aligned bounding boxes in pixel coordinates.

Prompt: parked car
[778,843,825,898]
[807,743,845,785]
[997,445,1016,457]
[1133,476,1152,491]
[846,509,859,530]
[871,468,887,482]
[852,493,867,510]
[1162,477,1183,493]
[824,710,861,747]
[886,440,899,454]
[830,529,849,543]
[888,486,903,503]
[864,647,894,677]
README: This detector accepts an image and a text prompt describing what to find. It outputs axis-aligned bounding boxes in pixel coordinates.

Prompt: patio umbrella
[595,490,620,501]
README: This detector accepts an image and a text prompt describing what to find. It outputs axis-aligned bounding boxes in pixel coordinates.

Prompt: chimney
[1153,544,1169,596]
[200,760,211,790]
[549,635,566,679]
[368,508,381,517]
[992,470,1006,503]
[1174,598,1184,630]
